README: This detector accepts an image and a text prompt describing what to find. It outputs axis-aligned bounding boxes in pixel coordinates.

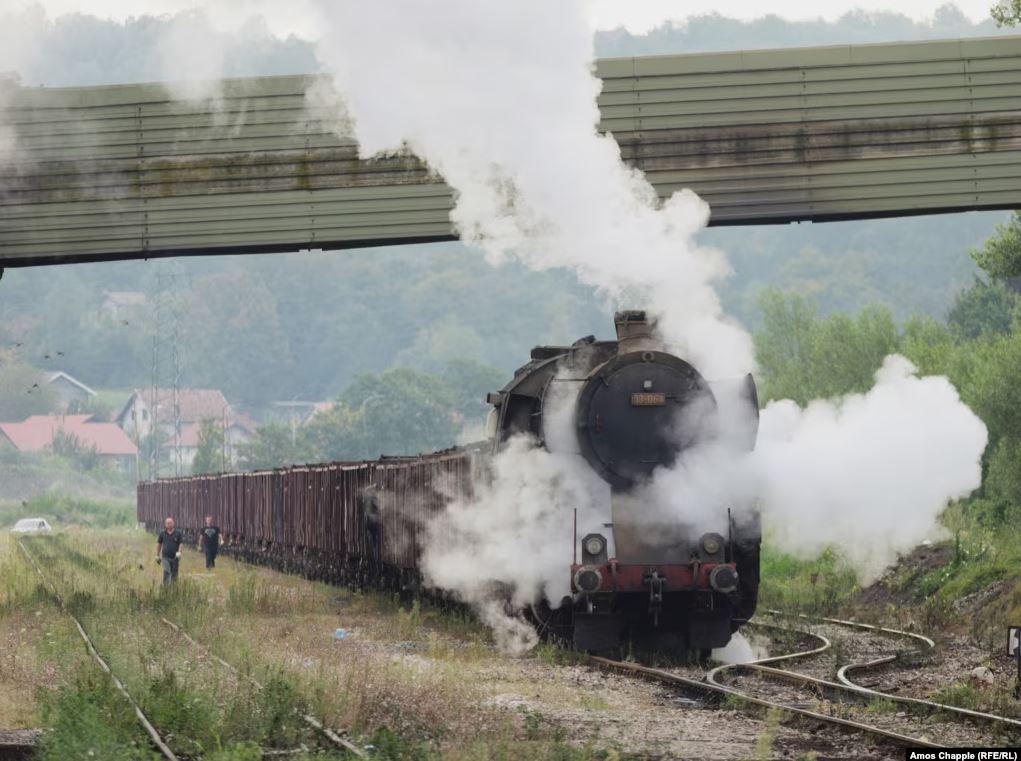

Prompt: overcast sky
[3,0,998,35]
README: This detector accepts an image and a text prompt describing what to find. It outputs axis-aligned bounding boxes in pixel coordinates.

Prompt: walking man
[156,517,184,585]
[198,515,221,569]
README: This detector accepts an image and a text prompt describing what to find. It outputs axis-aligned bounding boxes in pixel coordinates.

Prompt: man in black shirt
[198,515,221,570]
[156,517,184,585]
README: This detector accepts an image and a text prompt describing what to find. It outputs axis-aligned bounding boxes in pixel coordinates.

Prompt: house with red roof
[116,388,255,473]
[0,414,138,472]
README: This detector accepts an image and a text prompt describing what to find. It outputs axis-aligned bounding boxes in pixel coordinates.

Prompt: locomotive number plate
[630,392,666,406]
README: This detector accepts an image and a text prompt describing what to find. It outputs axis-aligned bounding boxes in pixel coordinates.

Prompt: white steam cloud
[153,11,229,103]
[754,355,987,578]
[311,0,988,648]
[423,436,610,654]
[314,0,751,380]
[0,7,44,166]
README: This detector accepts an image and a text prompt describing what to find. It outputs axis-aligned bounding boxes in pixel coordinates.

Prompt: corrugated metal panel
[2,35,1020,267]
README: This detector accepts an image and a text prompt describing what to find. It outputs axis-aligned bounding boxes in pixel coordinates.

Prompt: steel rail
[763,609,1021,730]
[31,532,364,757]
[158,616,366,758]
[705,621,941,748]
[742,621,831,667]
[16,539,179,761]
[590,653,939,748]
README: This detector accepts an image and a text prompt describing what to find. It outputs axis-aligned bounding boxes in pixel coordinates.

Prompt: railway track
[17,536,364,759]
[760,609,1021,730]
[21,530,1021,753]
[593,613,1021,750]
[16,539,179,761]
[157,615,365,758]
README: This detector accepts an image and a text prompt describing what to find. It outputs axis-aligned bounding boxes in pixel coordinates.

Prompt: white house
[117,388,254,473]
[45,371,96,411]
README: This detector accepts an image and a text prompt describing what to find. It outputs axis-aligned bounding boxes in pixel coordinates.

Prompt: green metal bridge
[1,35,1019,268]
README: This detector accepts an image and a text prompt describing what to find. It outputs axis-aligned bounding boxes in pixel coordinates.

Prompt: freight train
[138,311,761,656]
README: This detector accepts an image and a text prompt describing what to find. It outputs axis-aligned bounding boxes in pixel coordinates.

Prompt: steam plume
[312,0,988,647]
[314,0,751,380]
[754,355,987,579]
[423,436,610,653]
[0,7,44,166]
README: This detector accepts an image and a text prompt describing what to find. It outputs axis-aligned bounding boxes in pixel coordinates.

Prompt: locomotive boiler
[486,310,761,654]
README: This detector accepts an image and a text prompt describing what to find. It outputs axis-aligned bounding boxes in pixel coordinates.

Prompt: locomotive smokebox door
[575,351,718,492]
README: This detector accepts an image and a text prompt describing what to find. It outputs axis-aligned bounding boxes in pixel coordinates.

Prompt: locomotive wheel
[528,601,574,646]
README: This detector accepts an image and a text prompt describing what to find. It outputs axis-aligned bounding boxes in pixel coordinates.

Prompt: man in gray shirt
[156,517,184,585]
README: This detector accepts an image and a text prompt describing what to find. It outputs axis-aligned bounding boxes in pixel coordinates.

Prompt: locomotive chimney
[614,310,658,353]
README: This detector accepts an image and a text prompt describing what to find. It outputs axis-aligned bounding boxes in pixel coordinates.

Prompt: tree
[438,359,506,425]
[238,421,317,470]
[810,305,899,396]
[51,428,100,471]
[946,277,1017,339]
[138,427,170,481]
[900,316,955,377]
[956,332,1021,447]
[970,212,1021,279]
[181,270,294,408]
[752,289,816,404]
[394,318,489,373]
[191,418,226,475]
[752,290,898,405]
[306,368,458,461]
[0,353,57,421]
[992,1,1021,26]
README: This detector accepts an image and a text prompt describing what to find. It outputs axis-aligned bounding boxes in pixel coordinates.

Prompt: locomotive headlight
[709,565,739,594]
[584,535,605,557]
[701,535,721,555]
[574,566,603,593]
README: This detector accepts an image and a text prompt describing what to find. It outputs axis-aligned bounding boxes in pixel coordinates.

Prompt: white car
[11,518,53,533]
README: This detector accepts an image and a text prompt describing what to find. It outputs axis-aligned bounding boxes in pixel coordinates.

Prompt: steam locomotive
[488,310,761,654]
[138,310,760,656]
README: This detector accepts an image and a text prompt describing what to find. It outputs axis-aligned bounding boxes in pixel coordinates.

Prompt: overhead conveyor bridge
[1,35,1019,268]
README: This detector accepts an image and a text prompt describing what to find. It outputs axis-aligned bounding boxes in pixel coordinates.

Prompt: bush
[2,492,134,528]
[37,669,154,761]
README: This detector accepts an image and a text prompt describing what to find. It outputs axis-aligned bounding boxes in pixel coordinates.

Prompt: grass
[753,707,782,761]
[865,696,897,714]
[14,522,920,758]
[11,529,637,758]
[0,455,135,506]
[894,503,1021,654]
[530,642,586,667]
[37,667,159,761]
[758,545,859,616]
